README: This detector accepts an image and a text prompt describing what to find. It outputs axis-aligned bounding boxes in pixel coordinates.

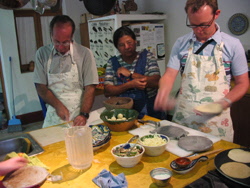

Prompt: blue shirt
[167,23,248,84]
[105,50,160,98]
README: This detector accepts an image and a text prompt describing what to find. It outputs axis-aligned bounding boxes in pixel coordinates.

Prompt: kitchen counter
[34,116,242,188]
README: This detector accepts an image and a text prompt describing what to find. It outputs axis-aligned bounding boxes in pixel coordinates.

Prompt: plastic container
[65,126,93,169]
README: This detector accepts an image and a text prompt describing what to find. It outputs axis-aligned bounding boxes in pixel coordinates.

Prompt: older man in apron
[34,15,99,128]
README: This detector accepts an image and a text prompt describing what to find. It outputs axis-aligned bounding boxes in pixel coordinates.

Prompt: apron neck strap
[194,39,214,54]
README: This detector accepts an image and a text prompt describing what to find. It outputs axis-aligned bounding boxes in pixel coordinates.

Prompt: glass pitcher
[65,126,93,170]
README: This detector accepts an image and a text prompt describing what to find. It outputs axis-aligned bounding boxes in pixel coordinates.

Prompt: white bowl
[139,134,169,157]
[111,143,145,168]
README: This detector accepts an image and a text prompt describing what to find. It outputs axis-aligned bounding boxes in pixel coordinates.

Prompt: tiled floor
[0,121,43,140]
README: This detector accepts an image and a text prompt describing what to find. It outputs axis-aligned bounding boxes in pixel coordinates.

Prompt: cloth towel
[92,169,128,188]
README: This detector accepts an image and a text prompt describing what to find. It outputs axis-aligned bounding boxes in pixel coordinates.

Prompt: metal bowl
[150,167,172,187]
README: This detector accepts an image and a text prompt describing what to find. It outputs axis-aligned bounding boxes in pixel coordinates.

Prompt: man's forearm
[80,85,96,113]
[222,73,249,108]
[104,82,133,97]
[35,83,63,109]
[145,75,161,88]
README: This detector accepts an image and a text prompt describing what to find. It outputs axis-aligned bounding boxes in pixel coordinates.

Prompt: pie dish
[178,136,213,152]
[3,166,49,188]
[154,125,189,140]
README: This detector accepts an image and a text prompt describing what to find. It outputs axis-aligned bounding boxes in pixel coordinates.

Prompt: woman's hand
[0,157,28,176]
[117,67,131,78]
[131,77,147,90]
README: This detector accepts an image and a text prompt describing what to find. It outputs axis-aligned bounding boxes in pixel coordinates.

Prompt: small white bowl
[150,167,172,187]
[139,134,169,156]
[111,143,145,168]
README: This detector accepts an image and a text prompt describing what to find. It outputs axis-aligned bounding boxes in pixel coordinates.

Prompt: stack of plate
[90,124,111,151]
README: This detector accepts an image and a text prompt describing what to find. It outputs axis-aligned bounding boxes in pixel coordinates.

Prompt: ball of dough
[117,113,124,119]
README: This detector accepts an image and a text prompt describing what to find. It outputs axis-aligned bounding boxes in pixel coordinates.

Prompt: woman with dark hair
[104,26,163,119]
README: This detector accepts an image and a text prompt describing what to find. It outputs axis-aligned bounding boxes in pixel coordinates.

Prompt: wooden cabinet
[231,94,250,147]
[80,23,90,48]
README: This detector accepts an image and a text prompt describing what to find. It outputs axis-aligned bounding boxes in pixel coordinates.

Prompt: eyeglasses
[52,40,71,46]
[186,15,215,28]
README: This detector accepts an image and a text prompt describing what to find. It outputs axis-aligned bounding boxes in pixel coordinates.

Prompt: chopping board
[129,120,221,157]
[29,107,106,147]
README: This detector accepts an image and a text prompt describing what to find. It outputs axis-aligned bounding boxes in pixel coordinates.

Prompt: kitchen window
[14,9,62,73]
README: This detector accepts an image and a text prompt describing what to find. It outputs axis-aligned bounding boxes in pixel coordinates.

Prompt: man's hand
[55,104,70,121]
[73,115,87,126]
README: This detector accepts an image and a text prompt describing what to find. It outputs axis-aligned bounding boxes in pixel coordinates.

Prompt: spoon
[127,139,140,156]
[174,149,223,168]
[122,135,139,149]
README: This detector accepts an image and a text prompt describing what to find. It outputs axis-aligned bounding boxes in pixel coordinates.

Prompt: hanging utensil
[80,0,116,16]
[38,0,57,7]
[0,0,29,9]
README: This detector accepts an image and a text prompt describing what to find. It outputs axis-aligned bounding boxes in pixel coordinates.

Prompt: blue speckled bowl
[90,124,111,150]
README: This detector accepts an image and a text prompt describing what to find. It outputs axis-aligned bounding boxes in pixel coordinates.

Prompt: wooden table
[37,116,242,188]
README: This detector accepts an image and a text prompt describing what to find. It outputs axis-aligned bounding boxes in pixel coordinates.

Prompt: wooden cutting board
[129,120,221,157]
[29,108,106,147]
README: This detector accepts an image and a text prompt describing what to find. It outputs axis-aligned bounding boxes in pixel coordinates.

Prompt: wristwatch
[130,71,134,78]
[80,112,89,119]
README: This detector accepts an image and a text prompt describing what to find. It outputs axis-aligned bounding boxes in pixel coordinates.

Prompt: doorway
[0,57,9,129]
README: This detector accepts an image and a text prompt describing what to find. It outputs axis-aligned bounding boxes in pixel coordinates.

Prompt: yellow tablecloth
[36,116,241,188]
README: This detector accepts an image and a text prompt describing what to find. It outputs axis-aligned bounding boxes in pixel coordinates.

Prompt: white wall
[0,9,40,117]
[0,0,250,117]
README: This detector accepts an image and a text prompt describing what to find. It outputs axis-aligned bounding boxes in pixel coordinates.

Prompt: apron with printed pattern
[43,43,83,128]
[172,41,233,142]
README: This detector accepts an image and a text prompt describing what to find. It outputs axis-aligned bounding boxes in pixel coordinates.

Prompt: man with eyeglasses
[34,15,99,128]
[154,0,249,142]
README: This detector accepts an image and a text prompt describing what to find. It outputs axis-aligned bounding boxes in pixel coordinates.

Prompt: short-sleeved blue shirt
[167,23,248,84]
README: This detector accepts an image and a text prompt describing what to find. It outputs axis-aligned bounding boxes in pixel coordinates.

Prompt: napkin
[92,169,128,188]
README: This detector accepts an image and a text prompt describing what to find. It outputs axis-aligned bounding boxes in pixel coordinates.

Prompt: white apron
[172,41,233,142]
[43,43,83,128]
